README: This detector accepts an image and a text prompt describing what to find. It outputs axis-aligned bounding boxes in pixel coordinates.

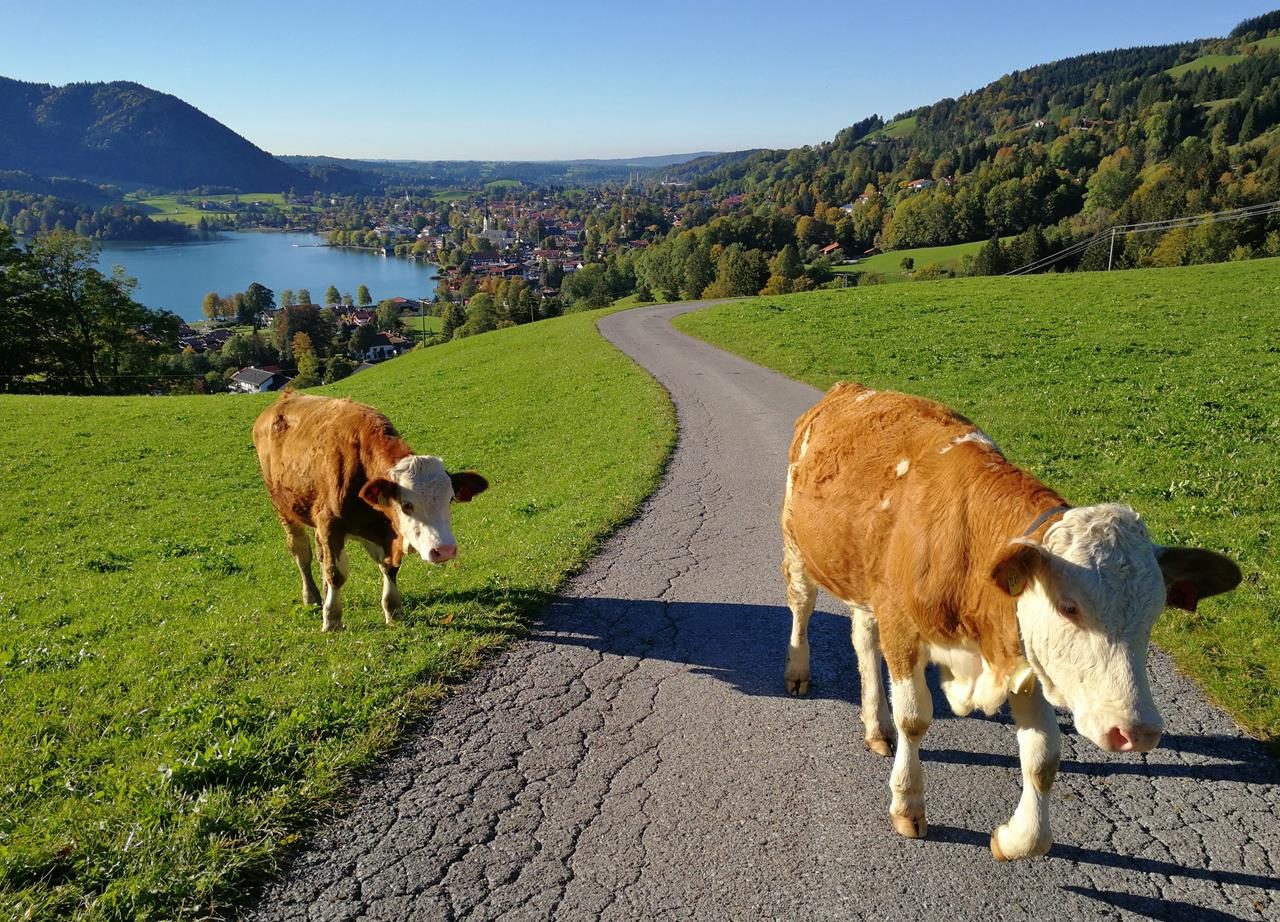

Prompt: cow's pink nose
[1107,724,1162,753]
[429,544,457,563]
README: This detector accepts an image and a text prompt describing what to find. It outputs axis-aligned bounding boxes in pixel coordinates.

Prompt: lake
[96,232,437,322]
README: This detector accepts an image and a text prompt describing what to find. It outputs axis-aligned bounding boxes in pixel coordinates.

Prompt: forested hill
[670,9,1280,257]
[0,77,309,191]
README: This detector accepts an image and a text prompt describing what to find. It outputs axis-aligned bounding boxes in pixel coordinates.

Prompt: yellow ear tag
[1009,662,1037,696]
[1007,571,1025,596]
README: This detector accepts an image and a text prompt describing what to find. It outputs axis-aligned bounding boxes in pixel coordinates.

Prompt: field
[0,308,674,919]
[830,238,998,280]
[1167,36,1280,77]
[867,115,918,139]
[130,193,299,226]
[675,259,1280,749]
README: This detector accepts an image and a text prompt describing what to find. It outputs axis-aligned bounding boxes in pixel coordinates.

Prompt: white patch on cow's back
[896,458,910,477]
[798,425,813,458]
[940,429,999,454]
[855,389,877,402]
[879,496,891,511]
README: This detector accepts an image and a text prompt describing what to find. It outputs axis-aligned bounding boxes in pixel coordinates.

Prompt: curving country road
[253,301,1280,921]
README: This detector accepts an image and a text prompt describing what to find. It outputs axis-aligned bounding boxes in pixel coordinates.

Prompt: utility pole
[1107,227,1116,271]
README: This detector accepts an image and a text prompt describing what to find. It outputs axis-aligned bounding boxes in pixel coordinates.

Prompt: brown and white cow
[781,382,1241,860]
[253,392,488,631]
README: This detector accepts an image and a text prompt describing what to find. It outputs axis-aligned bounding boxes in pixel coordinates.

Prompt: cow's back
[783,382,981,606]
[252,393,404,527]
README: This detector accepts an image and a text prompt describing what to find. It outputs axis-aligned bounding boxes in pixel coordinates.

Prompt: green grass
[483,179,521,191]
[829,238,997,280]
[867,115,918,140]
[130,193,300,226]
[1168,53,1245,76]
[0,307,674,920]
[675,260,1280,749]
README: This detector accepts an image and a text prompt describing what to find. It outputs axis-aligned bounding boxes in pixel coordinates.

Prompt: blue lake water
[96,232,437,322]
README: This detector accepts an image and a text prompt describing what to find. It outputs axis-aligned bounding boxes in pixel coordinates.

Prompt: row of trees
[0,227,180,393]
[0,193,199,242]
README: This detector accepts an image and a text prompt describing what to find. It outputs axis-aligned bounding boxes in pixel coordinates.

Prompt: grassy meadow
[832,238,997,279]
[675,259,1280,748]
[130,193,300,226]
[0,309,674,919]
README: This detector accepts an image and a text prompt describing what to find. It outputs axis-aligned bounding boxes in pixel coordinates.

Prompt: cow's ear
[1155,546,1242,612]
[450,471,488,503]
[991,539,1047,597]
[360,478,399,509]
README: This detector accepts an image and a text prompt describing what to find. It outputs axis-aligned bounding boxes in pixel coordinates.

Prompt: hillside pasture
[0,309,673,920]
[130,193,299,226]
[674,260,1280,750]
[830,238,998,280]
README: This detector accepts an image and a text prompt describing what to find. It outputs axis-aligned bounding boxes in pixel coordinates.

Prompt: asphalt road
[252,301,1280,921]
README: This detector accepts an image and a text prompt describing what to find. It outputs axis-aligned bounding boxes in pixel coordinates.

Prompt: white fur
[940,429,999,454]
[896,458,910,477]
[854,389,877,402]
[388,455,458,562]
[1015,504,1166,751]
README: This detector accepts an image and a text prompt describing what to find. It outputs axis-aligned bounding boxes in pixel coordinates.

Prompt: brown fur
[252,392,412,566]
[782,382,1066,681]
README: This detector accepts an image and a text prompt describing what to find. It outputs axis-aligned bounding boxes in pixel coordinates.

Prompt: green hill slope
[675,260,1280,749]
[0,309,673,920]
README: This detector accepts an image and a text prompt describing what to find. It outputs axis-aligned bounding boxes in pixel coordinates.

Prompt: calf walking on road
[781,382,1241,860]
[253,392,488,631]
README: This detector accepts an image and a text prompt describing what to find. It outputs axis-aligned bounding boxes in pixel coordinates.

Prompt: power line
[1004,199,1280,276]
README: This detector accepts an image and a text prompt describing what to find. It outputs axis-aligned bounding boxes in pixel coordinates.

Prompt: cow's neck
[966,457,1068,676]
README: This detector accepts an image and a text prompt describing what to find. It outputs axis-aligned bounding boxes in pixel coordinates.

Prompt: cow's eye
[401,501,414,514]
[1057,600,1080,622]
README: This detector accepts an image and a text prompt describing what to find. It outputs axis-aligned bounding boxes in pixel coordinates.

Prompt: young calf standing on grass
[781,382,1241,860]
[253,392,488,631]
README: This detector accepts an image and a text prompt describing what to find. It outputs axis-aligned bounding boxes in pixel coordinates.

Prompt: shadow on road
[1062,885,1266,921]
[931,824,1280,894]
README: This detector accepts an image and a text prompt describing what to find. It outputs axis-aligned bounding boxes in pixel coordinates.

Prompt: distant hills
[279,152,725,187]
[0,77,309,191]
[0,75,727,194]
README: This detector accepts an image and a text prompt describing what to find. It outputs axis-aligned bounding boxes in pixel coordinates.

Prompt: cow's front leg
[360,540,402,624]
[991,680,1059,860]
[316,525,350,632]
[888,655,932,838]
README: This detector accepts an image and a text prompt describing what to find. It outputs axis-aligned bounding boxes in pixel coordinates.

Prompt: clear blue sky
[2,1,1276,161]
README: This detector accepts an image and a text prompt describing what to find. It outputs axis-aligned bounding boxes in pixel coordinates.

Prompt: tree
[350,322,379,357]
[323,284,341,306]
[356,284,372,306]
[702,244,769,298]
[201,291,222,320]
[973,234,1009,276]
[376,300,405,332]
[297,287,312,305]
[14,229,179,393]
[242,282,274,327]
[441,302,463,340]
[323,355,355,384]
[280,288,296,307]
[457,293,499,336]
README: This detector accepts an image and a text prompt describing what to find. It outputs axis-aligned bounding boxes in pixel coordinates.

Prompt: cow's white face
[361,456,488,563]
[1002,506,1167,752]
[993,504,1242,754]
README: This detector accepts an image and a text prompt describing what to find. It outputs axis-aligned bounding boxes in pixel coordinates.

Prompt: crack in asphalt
[251,301,1280,921]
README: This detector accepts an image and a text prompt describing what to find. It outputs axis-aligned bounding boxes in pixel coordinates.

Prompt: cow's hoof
[322,620,345,633]
[384,608,403,625]
[990,825,1050,861]
[865,736,894,757]
[891,811,928,839]
[786,677,810,696]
